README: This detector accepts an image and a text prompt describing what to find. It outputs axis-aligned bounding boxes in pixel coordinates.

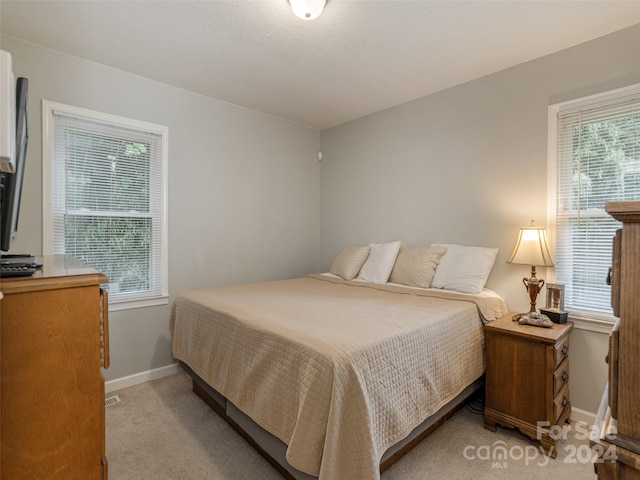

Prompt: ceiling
[1,1,639,130]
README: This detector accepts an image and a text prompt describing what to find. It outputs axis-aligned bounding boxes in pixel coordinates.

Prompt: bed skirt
[180,362,482,479]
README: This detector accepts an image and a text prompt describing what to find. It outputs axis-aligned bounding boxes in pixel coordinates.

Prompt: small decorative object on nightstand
[484,312,573,457]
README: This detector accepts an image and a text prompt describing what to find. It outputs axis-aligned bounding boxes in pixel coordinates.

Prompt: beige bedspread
[171,274,507,480]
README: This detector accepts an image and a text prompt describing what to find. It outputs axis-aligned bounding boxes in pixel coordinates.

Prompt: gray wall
[3,24,639,415]
[319,24,640,415]
[1,35,322,381]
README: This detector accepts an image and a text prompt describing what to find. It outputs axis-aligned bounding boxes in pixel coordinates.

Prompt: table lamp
[507,221,554,313]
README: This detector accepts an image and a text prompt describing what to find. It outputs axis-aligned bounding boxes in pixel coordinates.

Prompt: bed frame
[181,362,482,479]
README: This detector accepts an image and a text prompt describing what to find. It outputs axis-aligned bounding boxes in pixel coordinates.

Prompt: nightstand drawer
[553,383,570,423]
[553,358,570,397]
[553,336,570,369]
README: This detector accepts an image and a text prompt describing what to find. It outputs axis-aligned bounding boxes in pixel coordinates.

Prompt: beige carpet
[106,371,596,479]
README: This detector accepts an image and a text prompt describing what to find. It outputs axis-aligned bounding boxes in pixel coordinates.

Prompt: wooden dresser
[591,201,640,479]
[484,313,573,457]
[0,255,110,479]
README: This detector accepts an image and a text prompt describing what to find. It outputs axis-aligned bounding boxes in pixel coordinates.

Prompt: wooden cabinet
[484,313,573,457]
[0,255,109,479]
[591,201,640,479]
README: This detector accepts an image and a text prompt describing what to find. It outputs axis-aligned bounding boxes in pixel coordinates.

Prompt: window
[43,101,168,311]
[548,84,640,322]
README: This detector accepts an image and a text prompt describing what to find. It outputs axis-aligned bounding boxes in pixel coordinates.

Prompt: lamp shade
[289,0,326,20]
[507,225,554,267]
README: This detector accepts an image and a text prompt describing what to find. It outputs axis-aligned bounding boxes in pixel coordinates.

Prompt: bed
[171,262,508,479]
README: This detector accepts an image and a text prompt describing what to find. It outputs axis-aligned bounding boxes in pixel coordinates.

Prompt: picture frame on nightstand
[541,283,568,324]
[545,283,565,311]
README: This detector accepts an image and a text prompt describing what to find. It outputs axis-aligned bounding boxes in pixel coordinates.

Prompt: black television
[0,77,28,252]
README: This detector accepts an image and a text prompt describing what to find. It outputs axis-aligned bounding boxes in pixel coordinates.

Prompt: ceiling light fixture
[289,0,326,20]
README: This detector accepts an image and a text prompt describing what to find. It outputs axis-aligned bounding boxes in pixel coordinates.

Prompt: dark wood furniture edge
[192,378,473,478]
[193,381,298,480]
[379,397,467,472]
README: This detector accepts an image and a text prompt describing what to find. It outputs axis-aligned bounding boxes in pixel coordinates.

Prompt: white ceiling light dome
[289,0,326,21]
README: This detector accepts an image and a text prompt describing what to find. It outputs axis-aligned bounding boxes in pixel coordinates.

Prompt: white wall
[319,24,640,415]
[1,35,322,382]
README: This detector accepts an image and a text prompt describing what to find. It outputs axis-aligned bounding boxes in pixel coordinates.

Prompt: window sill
[108,295,169,312]
[567,311,616,334]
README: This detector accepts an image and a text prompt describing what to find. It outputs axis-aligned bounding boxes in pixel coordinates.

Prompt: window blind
[554,87,640,315]
[51,110,166,302]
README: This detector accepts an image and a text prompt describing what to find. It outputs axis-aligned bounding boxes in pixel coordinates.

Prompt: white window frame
[547,83,640,333]
[42,100,169,311]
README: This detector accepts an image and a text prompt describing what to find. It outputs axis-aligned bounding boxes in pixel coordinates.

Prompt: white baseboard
[105,363,180,394]
[570,406,597,426]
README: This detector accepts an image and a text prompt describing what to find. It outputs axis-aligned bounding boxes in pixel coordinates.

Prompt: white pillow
[430,244,498,294]
[357,241,402,284]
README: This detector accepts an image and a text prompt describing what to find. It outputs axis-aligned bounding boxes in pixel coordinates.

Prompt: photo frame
[545,283,565,312]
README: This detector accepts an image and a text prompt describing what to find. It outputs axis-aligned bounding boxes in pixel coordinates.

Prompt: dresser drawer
[553,336,570,369]
[553,358,570,397]
[554,383,570,423]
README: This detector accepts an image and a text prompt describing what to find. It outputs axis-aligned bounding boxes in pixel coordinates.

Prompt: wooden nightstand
[484,312,573,457]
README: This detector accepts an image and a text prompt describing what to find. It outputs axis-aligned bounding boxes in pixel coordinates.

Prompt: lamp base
[523,272,544,313]
[540,308,568,324]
